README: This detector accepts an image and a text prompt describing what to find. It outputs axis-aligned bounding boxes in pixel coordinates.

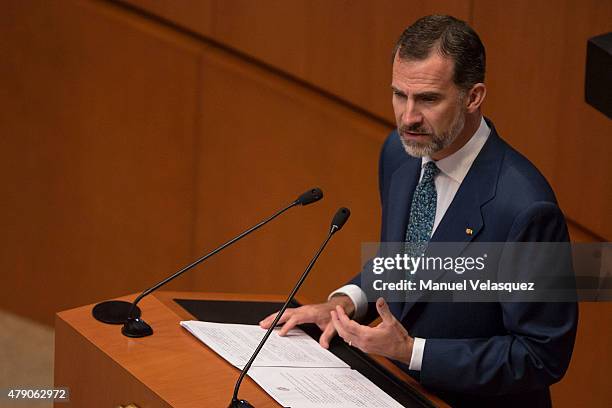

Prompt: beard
[399,107,466,158]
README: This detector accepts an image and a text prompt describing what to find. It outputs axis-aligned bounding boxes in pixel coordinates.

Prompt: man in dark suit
[261,15,577,407]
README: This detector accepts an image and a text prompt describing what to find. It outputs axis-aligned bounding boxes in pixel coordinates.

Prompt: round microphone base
[122,317,153,338]
[92,300,141,324]
[228,399,254,408]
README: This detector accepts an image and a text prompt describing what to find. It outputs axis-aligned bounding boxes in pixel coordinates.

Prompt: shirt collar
[422,116,490,183]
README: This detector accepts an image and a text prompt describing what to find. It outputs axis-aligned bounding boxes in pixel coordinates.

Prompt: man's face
[391,52,466,158]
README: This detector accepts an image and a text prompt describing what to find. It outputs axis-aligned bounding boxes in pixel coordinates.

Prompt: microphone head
[296,187,323,206]
[331,207,350,232]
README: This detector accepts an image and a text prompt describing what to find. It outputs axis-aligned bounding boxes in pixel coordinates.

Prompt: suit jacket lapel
[385,159,422,242]
[385,158,421,318]
[399,128,503,320]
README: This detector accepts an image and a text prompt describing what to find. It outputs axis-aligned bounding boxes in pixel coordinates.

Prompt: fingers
[259,310,301,336]
[259,312,275,328]
[277,315,303,336]
[335,305,364,332]
[319,323,336,349]
[259,309,294,329]
[331,305,366,346]
[259,304,335,339]
[375,297,393,323]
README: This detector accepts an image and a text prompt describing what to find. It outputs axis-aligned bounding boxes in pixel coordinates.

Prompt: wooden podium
[55,292,449,408]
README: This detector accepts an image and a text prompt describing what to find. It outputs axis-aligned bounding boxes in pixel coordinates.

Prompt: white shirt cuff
[328,284,368,321]
[409,337,426,371]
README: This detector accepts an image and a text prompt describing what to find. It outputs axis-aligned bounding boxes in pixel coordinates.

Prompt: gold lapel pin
[466,228,473,235]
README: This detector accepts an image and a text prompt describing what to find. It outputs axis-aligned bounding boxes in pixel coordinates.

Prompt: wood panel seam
[190,54,204,262]
[108,0,395,128]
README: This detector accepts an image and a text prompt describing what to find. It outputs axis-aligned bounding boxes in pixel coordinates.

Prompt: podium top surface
[56,291,449,408]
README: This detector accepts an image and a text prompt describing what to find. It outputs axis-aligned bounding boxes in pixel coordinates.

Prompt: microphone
[229,207,350,408]
[296,188,324,206]
[331,207,350,232]
[91,187,323,337]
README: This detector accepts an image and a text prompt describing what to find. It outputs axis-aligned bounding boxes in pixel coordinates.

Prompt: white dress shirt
[329,117,490,371]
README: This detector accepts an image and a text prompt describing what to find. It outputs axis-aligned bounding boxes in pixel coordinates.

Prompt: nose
[401,100,423,127]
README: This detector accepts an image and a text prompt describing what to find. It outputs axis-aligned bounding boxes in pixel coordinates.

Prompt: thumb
[376,297,393,323]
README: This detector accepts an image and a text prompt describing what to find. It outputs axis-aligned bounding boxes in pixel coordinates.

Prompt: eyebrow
[391,86,405,95]
[391,86,443,99]
[415,91,443,99]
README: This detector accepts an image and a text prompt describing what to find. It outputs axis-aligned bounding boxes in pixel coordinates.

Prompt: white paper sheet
[248,367,404,408]
[180,321,349,368]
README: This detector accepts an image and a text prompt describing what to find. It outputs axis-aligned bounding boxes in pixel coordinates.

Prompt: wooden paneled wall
[472,0,612,241]
[1,0,201,325]
[1,0,610,406]
[124,0,471,122]
[123,0,612,241]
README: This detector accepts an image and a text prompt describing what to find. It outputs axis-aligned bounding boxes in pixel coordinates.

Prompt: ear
[465,83,486,113]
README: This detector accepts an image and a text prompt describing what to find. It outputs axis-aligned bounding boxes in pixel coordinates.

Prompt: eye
[421,95,439,103]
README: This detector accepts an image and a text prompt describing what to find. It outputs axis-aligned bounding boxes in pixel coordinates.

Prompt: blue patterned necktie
[405,161,439,255]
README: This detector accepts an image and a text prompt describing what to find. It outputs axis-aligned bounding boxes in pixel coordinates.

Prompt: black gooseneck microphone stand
[229,207,350,408]
[91,188,323,337]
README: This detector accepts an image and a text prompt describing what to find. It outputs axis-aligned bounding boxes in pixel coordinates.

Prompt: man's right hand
[258,295,355,349]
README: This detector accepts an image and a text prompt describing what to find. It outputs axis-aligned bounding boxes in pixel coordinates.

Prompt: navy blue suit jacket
[350,120,578,407]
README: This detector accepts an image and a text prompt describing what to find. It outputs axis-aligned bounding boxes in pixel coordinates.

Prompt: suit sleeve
[419,202,578,395]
